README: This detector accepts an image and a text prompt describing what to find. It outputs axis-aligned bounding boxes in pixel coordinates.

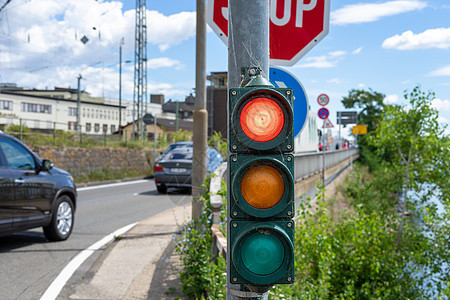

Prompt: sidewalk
[62,203,191,300]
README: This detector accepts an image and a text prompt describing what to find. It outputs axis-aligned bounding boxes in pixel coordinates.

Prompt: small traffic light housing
[228,77,295,287]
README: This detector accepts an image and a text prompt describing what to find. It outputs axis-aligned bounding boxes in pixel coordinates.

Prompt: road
[0,179,192,299]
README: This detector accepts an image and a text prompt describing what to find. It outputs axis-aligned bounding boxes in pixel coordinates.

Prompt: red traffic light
[240,97,285,142]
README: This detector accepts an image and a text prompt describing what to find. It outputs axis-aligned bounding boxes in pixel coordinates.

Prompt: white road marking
[77,179,148,192]
[40,222,137,300]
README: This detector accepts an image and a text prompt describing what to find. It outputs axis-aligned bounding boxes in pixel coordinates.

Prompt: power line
[0,0,12,13]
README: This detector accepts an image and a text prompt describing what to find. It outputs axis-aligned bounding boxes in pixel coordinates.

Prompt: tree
[341,88,385,133]
[341,88,386,171]
[372,86,447,211]
[370,86,449,296]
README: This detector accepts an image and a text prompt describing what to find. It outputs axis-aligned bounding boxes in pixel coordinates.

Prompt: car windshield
[164,148,193,160]
[168,152,192,160]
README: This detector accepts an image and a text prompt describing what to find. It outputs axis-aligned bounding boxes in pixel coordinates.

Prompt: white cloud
[352,47,363,55]
[0,0,197,100]
[382,28,450,50]
[327,78,342,84]
[295,51,346,68]
[148,57,184,70]
[428,65,450,77]
[331,0,427,25]
[431,98,450,111]
[147,10,196,52]
[384,94,401,104]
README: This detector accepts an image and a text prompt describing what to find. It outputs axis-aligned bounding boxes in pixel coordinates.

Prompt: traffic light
[228,77,295,286]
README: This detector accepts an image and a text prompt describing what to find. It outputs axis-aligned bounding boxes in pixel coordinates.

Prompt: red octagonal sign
[207,0,330,66]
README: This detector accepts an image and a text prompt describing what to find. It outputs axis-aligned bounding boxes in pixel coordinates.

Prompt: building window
[68,107,78,116]
[68,122,77,131]
[0,100,13,111]
[86,123,91,132]
[21,102,52,114]
[96,110,99,118]
[103,124,108,133]
[95,123,100,132]
[82,108,86,117]
[111,125,116,133]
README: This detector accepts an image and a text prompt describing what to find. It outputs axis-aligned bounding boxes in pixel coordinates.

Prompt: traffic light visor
[240,97,284,142]
[241,165,284,209]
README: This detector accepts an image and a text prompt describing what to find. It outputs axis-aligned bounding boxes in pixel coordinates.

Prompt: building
[0,85,126,135]
[207,72,228,138]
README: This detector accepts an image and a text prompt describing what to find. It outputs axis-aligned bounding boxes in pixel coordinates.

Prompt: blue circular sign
[269,67,309,138]
[318,107,329,119]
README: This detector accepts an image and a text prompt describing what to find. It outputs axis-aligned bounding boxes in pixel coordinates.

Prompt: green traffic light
[241,230,285,276]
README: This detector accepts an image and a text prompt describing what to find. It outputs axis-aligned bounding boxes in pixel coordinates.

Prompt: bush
[271,187,426,299]
[175,176,226,299]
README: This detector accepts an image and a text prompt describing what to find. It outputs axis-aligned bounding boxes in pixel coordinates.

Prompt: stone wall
[31,146,154,178]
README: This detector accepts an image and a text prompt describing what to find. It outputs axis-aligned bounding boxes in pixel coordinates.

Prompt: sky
[0,0,449,137]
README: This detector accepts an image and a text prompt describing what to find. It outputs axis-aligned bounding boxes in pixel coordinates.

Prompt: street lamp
[119,37,132,136]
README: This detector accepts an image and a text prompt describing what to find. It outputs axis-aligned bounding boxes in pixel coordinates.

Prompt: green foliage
[5,124,31,134]
[341,88,386,170]
[172,129,192,142]
[341,88,385,134]
[208,131,227,159]
[175,176,226,299]
[271,179,437,299]
[370,86,449,239]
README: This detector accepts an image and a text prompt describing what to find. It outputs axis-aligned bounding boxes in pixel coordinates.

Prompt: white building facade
[0,92,126,135]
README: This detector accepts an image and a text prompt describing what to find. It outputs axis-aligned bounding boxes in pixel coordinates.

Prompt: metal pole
[154,115,157,162]
[119,38,124,136]
[53,122,56,145]
[175,101,179,132]
[19,118,23,140]
[322,120,326,197]
[338,112,341,146]
[192,0,208,220]
[227,0,270,299]
[77,74,82,135]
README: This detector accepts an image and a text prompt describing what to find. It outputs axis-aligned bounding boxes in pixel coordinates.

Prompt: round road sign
[317,94,329,106]
[269,67,308,138]
[318,107,329,119]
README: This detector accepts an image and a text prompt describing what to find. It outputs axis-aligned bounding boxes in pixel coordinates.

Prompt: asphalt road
[0,179,192,300]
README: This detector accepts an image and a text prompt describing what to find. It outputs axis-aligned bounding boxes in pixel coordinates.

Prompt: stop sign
[207,0,330,66]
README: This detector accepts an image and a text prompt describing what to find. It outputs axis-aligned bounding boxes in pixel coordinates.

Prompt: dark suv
[0,131,77,241]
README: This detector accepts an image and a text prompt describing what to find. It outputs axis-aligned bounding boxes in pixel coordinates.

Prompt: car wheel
[43,195,74,241]
[157,185,168,193]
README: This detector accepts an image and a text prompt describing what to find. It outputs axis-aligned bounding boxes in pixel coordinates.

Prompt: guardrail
[209,148,359,260]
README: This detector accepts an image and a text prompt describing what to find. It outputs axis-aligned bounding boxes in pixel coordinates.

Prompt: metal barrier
[294,148,358,181]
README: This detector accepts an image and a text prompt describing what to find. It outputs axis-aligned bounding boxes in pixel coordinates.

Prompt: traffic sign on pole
[317,94,329,106]
[207,0,330,66]
[322,118,334,128]
[318,107,329,120]
[269,67,308,138]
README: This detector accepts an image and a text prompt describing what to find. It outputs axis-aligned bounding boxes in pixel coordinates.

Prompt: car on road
[154,144,223,193]
[0,131,77,241]
[156,141,193,162]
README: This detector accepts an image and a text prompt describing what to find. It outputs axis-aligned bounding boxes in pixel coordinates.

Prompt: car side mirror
[42,159,54,171]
